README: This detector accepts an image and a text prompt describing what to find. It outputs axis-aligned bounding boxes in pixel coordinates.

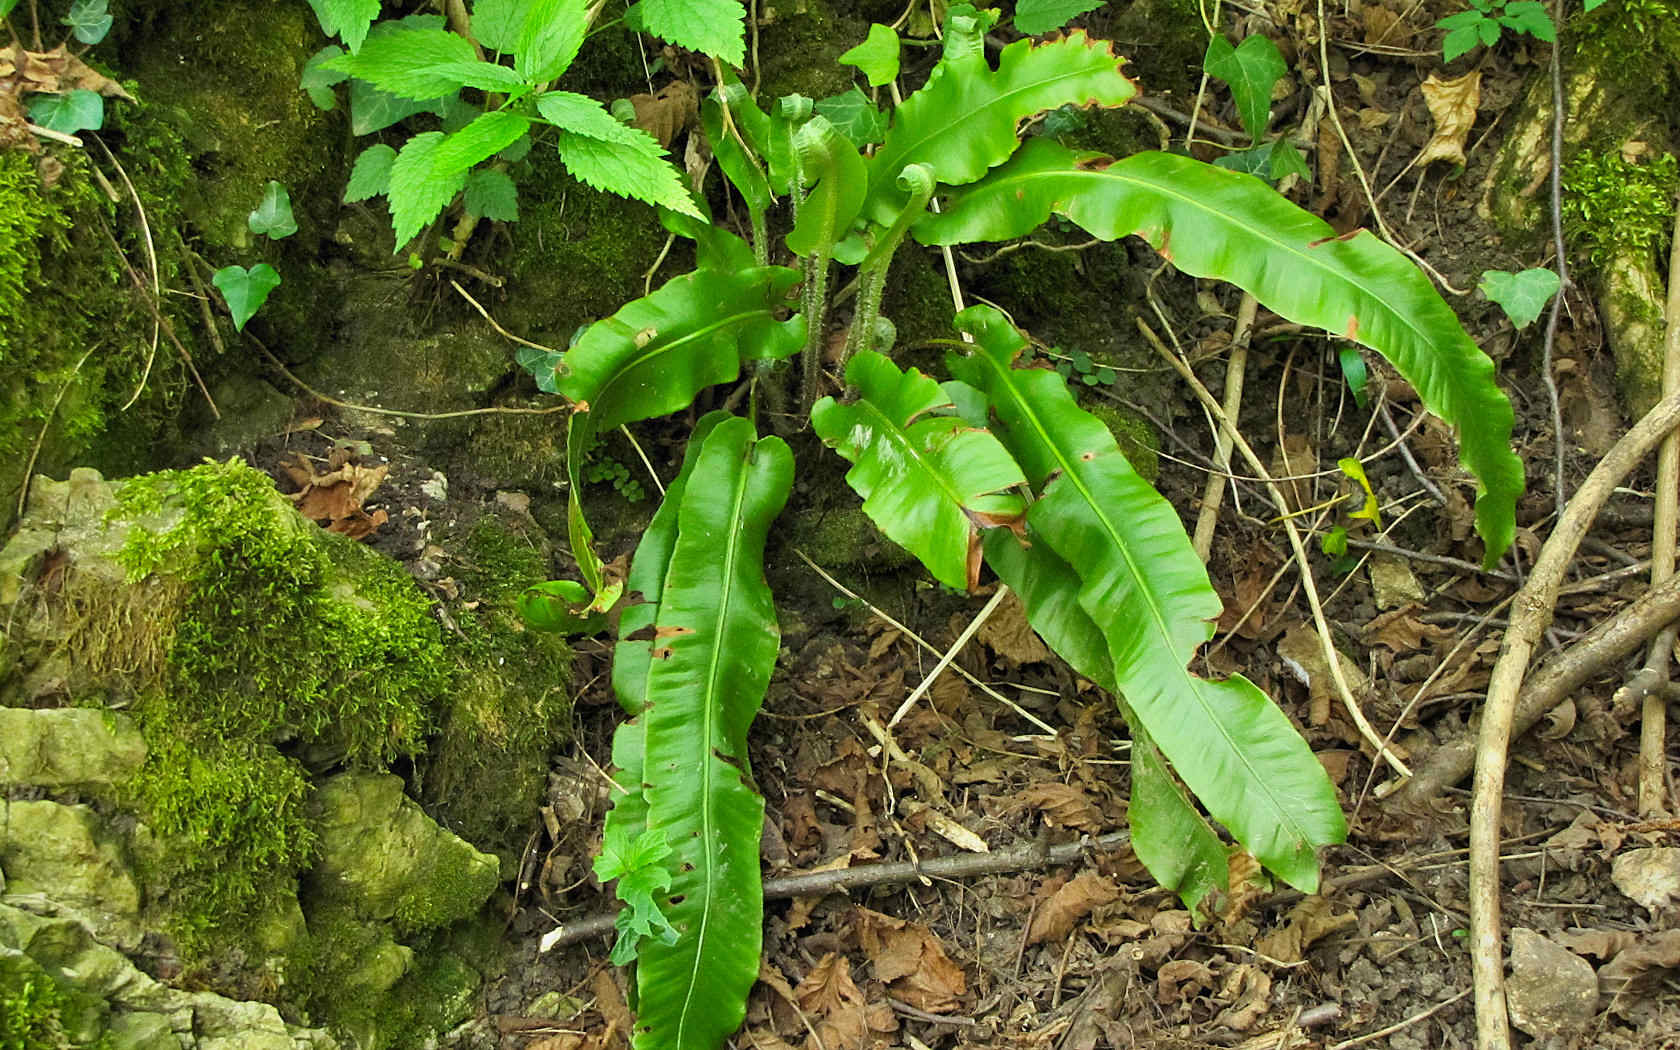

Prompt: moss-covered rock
[0,709,147,789]
[0,802,143,951]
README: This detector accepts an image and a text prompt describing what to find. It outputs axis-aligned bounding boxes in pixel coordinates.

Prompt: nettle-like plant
[313,4,1525,1047]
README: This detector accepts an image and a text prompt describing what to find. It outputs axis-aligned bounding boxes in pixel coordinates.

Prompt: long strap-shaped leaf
[813,352,1027,591]
[953,306,1344,891]
[918,138,1524,566]
[533,265,804,432]
[862,14,1135,224]
[982,529,1230,913]
[636,417,792,1050]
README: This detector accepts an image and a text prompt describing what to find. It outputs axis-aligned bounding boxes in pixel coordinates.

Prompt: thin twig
[1329,989,1470,1050]
[17,346,98,520]
[1376,400,1448,506]
[538,831,1133,951]
[1192,293,1256,560]
[1640,195,1680,816]
[88,140,161,412]
[451,279,558,353]
[889,586,1010,728]
[1469,388,1680,1050]
[1541,0,1570,523]
[1145,320,1411,776]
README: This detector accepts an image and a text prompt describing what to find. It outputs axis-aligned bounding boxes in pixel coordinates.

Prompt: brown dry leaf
[283,451,391,538]
[591,968,633,1050]
[1254,897,1358,964]
[628,80,699,147]
[1,42,134,98]
[527,1037,587,1050]
[1016,781,1105,831]
[1554,927,1638,961]
[1610,848,1680,912]
[792,953,896,1050]
[1276,622,1369,727]
[1026,871,1121,945]
[856,908,967,1013]
[1270,432,1316,512]
[794,952,864,1014]
[977,590,1054,664]
[1363,606,1455,651]
[1362,4,1414,47]
[1417,71,1481,168]
[1212,963,1274,1031]
[1599,929,1680,1020]
[1156,958,1215,1005]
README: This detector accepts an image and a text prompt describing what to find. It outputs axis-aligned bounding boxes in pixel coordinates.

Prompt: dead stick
[1192,293,1256,561]
[539,831,1131,952]
[1640,197,1680,816]
[1390,572,1680,808]
[1469,388,1680,1050]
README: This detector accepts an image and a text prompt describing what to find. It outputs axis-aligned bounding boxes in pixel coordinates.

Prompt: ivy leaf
[1479,267,1559,329]
[345,144,397,202]
[1013,0,1105,36]
[558,132,703,218]
[464,168,519,221]
[1212,139,1312,184]
[626,0,746,66]
[305,0,381,53]
[63,0,112,45]
[301,46,348,110]
[248,181,298,240]
[814,87,887,146]
[839,23,901,86]
[1203,33,1287,140]
[514,0,589,83]
[348,80,441,136]
[212,264,283,332]
[26,90,103,134]
[388,131,469,247]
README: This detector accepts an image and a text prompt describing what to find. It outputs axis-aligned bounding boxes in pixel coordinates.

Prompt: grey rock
[0,801,143,949]
[1507,927,1599,1039]
[0,708,148,788]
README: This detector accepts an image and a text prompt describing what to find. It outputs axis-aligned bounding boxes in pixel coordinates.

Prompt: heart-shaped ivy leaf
[26,90,104,134]
[249,181,299,239]
[213,264,282,332]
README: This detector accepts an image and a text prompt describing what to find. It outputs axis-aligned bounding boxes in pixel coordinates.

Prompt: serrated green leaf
[212,264,282,332]
[1501,1,1555,39]
[301,46,348,109]
[863,17,1136,223]
[1014,0,1105,36]
[514,0,589,83]
[628,0,746,66]
[472,0,523,52]
[840,23,901,86]
[431,109,532,177]
[558,131,704,218]
[814,87,887,146]
[388,131,468,247]
[1479,267,1559,329]
[248,181,298,240]
[464,168,519,220]
[952,305,1345,890]
[324,27,484,98]
[345,143,397,202]
[813,352,1027,592]
[633,416,790,1050]
[1203,34,1287,140]
[786,116,867,257]
[26,90,102,134]
[306,0,380,52]
[919,139,1524,566]
[536,90,658,151]
[554,266,803,431]
[1442,22,1483,60]
[63,0,112,45]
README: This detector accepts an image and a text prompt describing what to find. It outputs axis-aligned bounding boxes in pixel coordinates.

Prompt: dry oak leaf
[791,953,896,1050]
[1026,871,1122,946]
[855,908,967,1013]
[1,42,134,99]
[1598,929,1680,1021]
[1417,71,1481,168]
[629,80,699,147]
[1015,781,1105,831]
[977,590,1054,664]
[282,451,390,538]
[1254,897,1357,964]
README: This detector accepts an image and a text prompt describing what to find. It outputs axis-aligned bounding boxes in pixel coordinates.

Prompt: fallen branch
[539,831,1132,953]
[1389,571,1680,808]
[1469,387,1680,1050]
[1639,195,1680,816]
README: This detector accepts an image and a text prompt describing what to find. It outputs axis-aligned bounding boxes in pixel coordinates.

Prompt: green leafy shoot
[1479,267,1560,328]
[63,0,112,45]
[593,825,680,966]
[839,23,901,86]
[1437,0,1555,62]
[212,264,283,332]
[1013,0,1106,36]
[26,90,103,134]
[248,181,299,240]
[1202,33,1287,140]
[0,0,21,19]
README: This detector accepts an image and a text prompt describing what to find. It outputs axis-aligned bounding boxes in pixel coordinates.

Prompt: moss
[757,0,868,102]
[1561,150,1679,274]
[0,952,112,1050]
[1574,0,1680,107]
[110,460,449,955]
[419,515,571,869]
[1084,399,1160,483]
[1102,0,1207,97]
